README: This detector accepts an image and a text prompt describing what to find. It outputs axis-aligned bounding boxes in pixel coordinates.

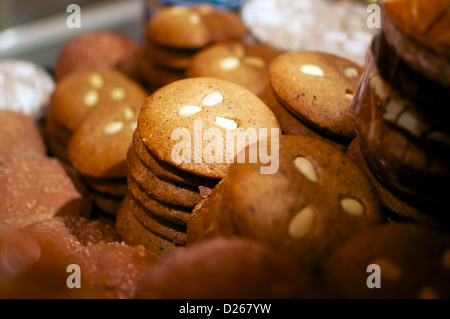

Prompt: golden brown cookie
[144,42,198,70]
[189,135,384,271]
[140,58,185,92]
[66,74,147,179]
[115,195,184,257]
[145,5,246,49]
[0,110,47,160]
[269,51,363,140]
[83,176,128,198]
[54,31,139,81]
[347,137,447,229]
[127,144,203,208]
[185,41,281,97]
[325,223,450,299]
[132,129,215,187]
[128,174,191,226]
[134,237,323,299]
[138,77,280,179]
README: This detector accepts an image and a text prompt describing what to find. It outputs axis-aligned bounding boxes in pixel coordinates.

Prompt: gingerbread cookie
[138,77,280,179]
[325,223,450,299]
[115,195,184,256]
[127,145,203,208]
[135,237,322,299]
[144,42,198,70]
[54,31,139,81]
[269,51,363,140]
[145,5,246,50]
[186,41,281,97]
[189,135,384,271]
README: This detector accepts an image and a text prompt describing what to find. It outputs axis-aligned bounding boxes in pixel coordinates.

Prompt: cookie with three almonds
[269,51,363,141]
[145,5,246,50]
[325,223,450,299]
[53,31,139,81]
[138,77,280,179]
[189,135,384,270]
[186,41,281,97]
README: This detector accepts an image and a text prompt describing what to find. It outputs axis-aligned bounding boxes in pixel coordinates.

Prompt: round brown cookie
[93,193,123,217]
[133,129,217,187]
[138,77,280,179]
[0,156,88,228]
[187,179,236,245]
[0,59,55,120]
[134,237,323,299]
[129,196,187,245]
[127,144,203,208]
[45,110,72,149]
[352,35,450,216]
[145,5,246,50]
[83,176,128,198]
[221,135,384,271]
[67,78,147,179]
[48,69,147,136]
[347,137,447,229]
[115,195,184,257]
[128,174,191,226]
[185,41,281,97]
[140,58,185,92]
[261,88,348,153]
[269,51,363,140]
[325,223,450,299]
[46,135,70,162]
[53,31,139,81]
[381,0,450,88]
[0,110,47,159]
[144,42,198,70]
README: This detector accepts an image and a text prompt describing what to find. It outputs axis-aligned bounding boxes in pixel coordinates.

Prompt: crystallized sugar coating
[241,0,376,66]
[0,59,55,119]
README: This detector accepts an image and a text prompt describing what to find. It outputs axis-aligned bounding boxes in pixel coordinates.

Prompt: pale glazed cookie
[145,5,246,49]
[325,223,450,299]
[54,31,139,81]
[188,135,384,270]
[138,77,280,179]
[241,0,375,66]
[115,194,184,257]
[269,51,363,141]
[0,156,89,228]
[0,59,55,119]
[127,145,203,208]
[185,41,281,97]
[134,237,323,299]
[0,110,47,160]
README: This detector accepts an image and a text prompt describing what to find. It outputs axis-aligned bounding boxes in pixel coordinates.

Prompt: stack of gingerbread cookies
[140,4,247,92]
[350,1,450,227]
[116,77,280,256]
[46,69,148,219]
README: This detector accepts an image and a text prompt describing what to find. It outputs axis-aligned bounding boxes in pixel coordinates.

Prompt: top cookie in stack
[141,5,247,92]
